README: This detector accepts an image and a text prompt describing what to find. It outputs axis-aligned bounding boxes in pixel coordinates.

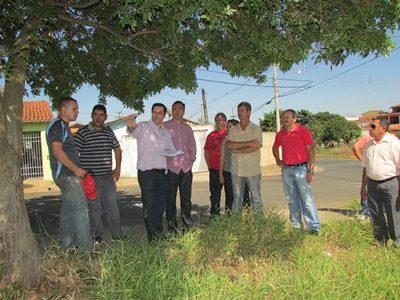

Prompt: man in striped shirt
[75,104,124,243]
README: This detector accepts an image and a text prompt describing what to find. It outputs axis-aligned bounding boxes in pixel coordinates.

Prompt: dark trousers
[166,169,194,231]
[223,171,250,211]
[367,176,400,246]
[138,169,168,242]
[209,169,223,215]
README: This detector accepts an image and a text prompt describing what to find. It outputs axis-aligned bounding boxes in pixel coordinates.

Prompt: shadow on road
[26,190,212,246]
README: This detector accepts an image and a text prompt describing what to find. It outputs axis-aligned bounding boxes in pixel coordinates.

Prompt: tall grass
[315,145,355,159]
[91,210,399,300]
[3,208,399,299]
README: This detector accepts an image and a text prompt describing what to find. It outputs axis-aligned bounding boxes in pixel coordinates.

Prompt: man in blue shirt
[46,97,92,252]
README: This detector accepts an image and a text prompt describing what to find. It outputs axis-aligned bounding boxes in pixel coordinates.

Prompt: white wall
[115,125,277,178]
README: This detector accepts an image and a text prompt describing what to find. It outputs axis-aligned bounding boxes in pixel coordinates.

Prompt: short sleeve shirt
[361,133,400,180]
[46,117,81,179]
[204,129,227,170]
[273,124,314,165]
[227,122,262,176]
[74,123,120,176]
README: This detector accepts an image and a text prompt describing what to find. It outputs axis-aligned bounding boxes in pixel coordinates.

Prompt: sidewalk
[23,165,283,194]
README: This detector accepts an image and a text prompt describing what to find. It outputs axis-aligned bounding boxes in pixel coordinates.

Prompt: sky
[10,35,400,125]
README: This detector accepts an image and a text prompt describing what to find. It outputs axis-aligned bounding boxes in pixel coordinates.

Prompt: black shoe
[94,236,103,244]
[309,229,319,236]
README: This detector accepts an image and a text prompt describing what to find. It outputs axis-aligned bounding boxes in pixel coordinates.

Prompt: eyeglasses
[370,124,378,129]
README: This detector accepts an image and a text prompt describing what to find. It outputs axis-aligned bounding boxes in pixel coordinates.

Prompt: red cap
[82,174,98,201]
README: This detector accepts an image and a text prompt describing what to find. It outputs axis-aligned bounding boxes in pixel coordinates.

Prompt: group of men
[46,96,400,251]
[125,101,196,241]
[204,102,264,215]
[46,98,124,252]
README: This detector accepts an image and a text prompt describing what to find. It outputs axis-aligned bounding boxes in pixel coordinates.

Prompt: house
[378,104,400,132]
[22,100,54,180]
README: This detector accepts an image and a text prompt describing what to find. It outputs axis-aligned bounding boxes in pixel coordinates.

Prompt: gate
[22,133,43,179]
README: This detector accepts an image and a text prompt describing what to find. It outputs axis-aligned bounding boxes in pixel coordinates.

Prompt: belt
[369,176,398,184]
[151,168,166,173]
[284,162,308,167]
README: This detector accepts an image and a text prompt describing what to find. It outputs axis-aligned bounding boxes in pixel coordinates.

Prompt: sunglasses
[370,124,378,129]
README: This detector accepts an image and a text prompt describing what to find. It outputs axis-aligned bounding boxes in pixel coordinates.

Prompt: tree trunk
[0,19,42,288]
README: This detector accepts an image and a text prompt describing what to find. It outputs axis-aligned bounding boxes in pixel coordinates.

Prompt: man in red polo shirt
[204,113,227,216]
[272,109,320,235]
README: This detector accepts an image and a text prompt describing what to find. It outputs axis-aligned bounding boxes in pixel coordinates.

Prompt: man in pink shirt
[164,101,197,233]
[273,109,320,235]
[126,103,176,242]
[352,133,372,218]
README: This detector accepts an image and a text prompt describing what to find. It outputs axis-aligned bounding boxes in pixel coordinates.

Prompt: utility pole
[201,88,209,124]
[273,64,280,132]
[230,108,237,119]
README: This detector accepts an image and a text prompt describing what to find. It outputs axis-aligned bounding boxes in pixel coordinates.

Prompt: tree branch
[56,14,164,57]
[45,0,101,9]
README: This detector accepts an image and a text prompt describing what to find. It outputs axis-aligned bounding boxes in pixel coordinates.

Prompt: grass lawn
[4,208,399,300]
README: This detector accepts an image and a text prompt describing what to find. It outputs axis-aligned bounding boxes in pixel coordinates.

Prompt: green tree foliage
[259,109,282,132]
[343,121,362,144]
[1,0,399,288]
[296,109,314,126]
[308,112,361,146]
[261,109,361,145]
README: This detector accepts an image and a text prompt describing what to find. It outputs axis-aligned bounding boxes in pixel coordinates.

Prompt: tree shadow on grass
[318,207,359,218]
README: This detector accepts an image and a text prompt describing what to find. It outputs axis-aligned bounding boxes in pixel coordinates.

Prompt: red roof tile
[22,101,54,122]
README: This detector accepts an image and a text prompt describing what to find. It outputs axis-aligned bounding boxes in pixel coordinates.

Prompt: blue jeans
[54,176,93,252]
[138,169,168,241]
[167,169,194,231]
[282,165,320,231]
[209,169,223,215]
[90,174,123,239]
[231,174,264,212]
[361,198,369,216]
[224,171,250,210]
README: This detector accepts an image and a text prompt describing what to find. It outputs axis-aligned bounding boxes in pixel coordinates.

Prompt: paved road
[25,158,363,244]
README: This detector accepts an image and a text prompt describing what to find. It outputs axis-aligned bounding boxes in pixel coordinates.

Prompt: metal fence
[22,133,43,179]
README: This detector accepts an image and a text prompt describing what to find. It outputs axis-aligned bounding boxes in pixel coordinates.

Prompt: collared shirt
[163,119,196,174]
[46,117,81,179]
[204,129,227,170]
[74,122,120,176]
[227,122,262,176]
[273,124,314,165]
[126,120,175,171]
[362,133,400,181]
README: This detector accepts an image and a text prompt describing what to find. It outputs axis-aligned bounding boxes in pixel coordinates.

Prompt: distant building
[348,105,400,135]
[22,100,54,180]
[378,104,400,132]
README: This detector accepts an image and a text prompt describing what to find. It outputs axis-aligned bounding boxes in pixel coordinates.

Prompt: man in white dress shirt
[361,116,400,247]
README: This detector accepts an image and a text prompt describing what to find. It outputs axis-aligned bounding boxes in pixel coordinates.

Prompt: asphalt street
[25,158,363,245]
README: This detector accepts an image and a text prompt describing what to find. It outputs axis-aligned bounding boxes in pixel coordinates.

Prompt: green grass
[315,145,355,159]
[6,207,397,299]
[89,211,399,300]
